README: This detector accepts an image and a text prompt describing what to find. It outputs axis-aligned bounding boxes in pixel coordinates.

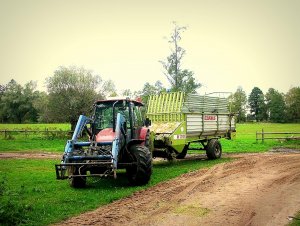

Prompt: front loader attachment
[55,113,127,183]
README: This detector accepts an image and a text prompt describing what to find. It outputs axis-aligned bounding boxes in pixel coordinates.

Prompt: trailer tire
[206,139,222,160]
[126,145,152,185]
[176,145,188,159]
[69,166,86,188]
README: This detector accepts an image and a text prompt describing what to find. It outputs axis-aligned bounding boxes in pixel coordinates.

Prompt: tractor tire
[176,145,188,159]
[69,166,86,188]
[126,145,152,186]
[206,139,222,160]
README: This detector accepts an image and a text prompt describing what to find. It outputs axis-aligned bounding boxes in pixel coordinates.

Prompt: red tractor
[55,98,152,188]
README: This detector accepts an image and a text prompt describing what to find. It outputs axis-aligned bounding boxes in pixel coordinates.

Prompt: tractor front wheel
[69,166,86,188]
[126,145,152,185]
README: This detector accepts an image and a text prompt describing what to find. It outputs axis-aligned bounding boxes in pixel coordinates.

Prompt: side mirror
[144,118,151,127]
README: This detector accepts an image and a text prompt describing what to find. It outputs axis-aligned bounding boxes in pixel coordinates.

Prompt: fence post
[4,129,7,139]
[262,128,264,143]
[256,131,258,142]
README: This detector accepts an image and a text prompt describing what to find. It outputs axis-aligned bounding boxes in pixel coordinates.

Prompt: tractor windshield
[94,101,129,130]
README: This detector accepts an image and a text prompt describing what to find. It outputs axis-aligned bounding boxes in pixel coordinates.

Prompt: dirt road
[55,152,300,226]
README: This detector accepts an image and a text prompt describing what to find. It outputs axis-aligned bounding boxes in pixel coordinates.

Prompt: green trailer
[146,91,236,160]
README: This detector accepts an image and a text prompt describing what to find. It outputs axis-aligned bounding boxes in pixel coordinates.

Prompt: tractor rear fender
[126,139,144,149]
[139,127,149,141]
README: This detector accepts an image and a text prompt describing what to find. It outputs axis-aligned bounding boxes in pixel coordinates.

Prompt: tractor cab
[92,99,145,143]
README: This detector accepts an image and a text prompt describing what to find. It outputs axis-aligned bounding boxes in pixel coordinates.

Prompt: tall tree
[46,66,102,130]
[228,87,247,122]
[265,88,286,122]
[248,87,267,121]
[285,87,300,122]
[160,22,201,93]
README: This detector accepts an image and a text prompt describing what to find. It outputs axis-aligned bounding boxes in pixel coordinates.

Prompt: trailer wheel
[176,145,188,159]
[126,145,152,185]
[69,166,86,188]
[206,139,222,160]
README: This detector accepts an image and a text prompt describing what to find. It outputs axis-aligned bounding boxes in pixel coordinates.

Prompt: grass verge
[0,157,230,226]
[0,139,65,152]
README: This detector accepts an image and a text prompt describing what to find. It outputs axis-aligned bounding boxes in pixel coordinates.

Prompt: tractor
[55,98,152,188]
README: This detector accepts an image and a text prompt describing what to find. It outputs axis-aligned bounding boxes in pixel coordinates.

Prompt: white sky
[0,0,299,96]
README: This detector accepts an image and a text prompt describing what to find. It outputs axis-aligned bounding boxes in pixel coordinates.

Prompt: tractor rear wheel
[69,166,86,188]
[126,145,152,185]
[206,139,222,160]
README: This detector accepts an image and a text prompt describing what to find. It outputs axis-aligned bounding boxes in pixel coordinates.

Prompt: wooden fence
[256,129,300,142]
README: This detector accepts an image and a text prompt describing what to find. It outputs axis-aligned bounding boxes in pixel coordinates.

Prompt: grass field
[0,123,70,131]
[0,157,230,226]
[0,122,299,225]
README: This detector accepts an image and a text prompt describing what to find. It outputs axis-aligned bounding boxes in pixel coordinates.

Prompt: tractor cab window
[133,105,143,127]
[94,101,130,130]
[94,103,113,130]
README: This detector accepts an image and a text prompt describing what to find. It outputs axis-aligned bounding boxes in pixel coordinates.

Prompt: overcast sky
[0,0,299,96]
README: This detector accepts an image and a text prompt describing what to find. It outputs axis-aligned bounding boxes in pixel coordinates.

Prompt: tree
[0,84,5,96]
[265,88,286,122]
[228,87,247,122]
[33,91,50,123]
[121,89,132,98]
[46,66,102,130]
[248,87,267,121]
[0,80,39,123]
[100,79,117,98]
[139,80,166,104]
[160,22,201,93]
[285,87,300,122]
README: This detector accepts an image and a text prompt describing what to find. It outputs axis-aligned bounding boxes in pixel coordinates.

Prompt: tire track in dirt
[56,152,300,226]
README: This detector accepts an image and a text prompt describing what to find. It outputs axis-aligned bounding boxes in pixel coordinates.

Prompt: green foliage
[248,87,267,121]
[46,66,103,129]
[100,79,117,98]
[160,22,201,94]
[0,158,229,226]
[0,80,40,123]
[285,87,300,122]
[265,88,286,122]
[229,87,247,122]
[139,81,166,104]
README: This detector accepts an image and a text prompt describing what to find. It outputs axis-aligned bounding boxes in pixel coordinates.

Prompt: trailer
[146,92,236,160]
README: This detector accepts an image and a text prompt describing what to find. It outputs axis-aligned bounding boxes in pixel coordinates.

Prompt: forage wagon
[146,91,236,160]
